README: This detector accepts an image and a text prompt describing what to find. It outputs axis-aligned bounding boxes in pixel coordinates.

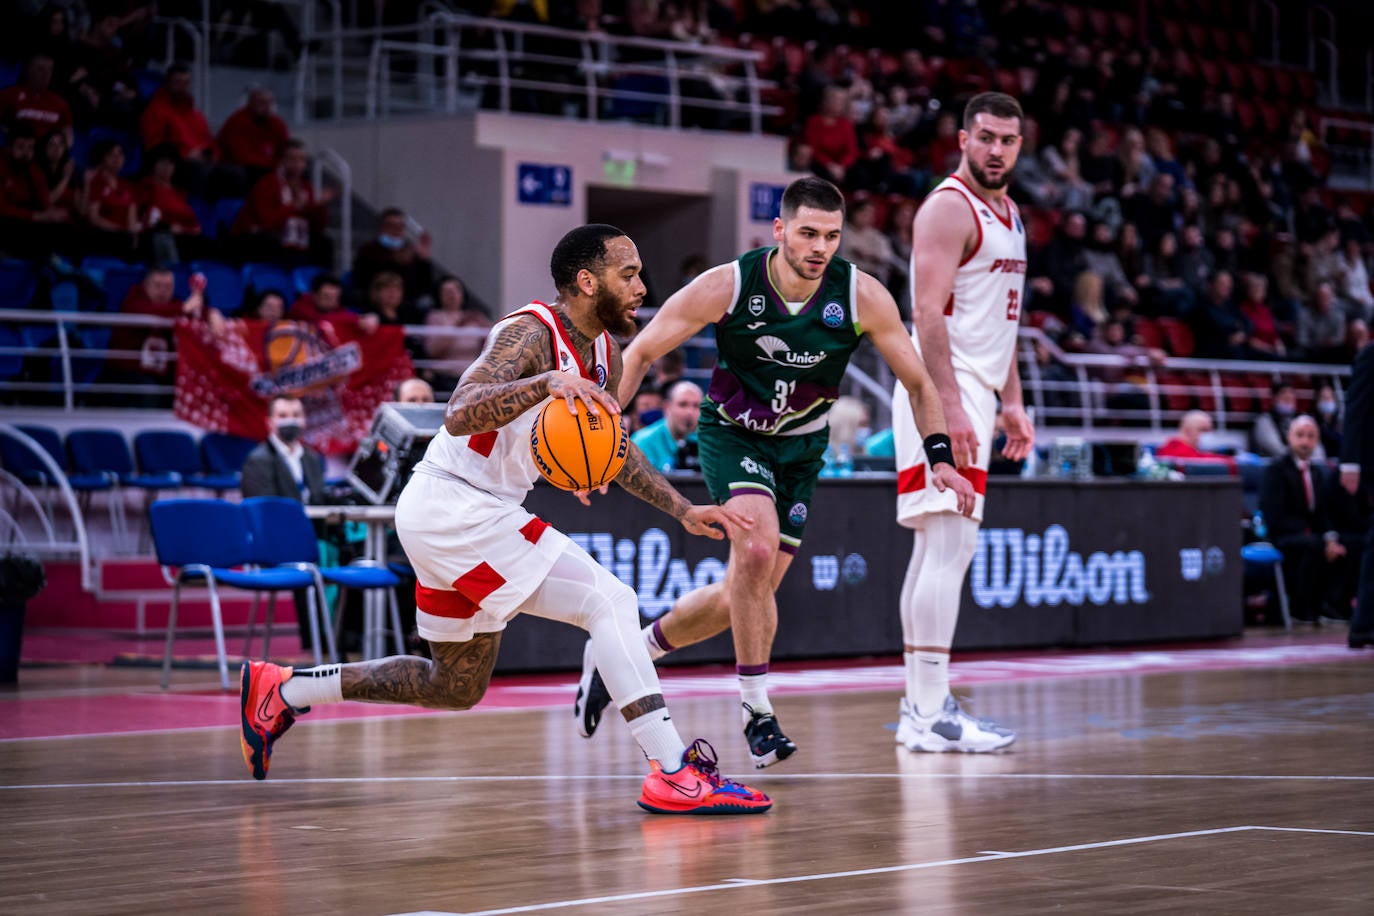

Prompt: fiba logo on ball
[822,302,844,328]
[788,502,808,526]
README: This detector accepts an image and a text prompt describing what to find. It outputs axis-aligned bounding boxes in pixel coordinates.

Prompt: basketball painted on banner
[529,398,628,491]
[263,321,329,393]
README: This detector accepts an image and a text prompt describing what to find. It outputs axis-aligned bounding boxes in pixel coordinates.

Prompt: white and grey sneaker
[572,639,611,739]
[896,695,1015,753]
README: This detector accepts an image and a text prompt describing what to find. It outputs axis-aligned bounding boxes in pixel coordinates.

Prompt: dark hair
[268,394,301,414]
[145,142,180,172]
[167,62,193,79]
[550,224,626,294]
[379,206,405,222]
[310,273,342,293]
[1271,380,1295,396]
[89,137,123,166]
[963,91,1024,132]
[780,176,844,220]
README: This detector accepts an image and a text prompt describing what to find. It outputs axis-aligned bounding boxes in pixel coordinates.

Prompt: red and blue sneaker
[638,739,772,815]
[239,661,306,780]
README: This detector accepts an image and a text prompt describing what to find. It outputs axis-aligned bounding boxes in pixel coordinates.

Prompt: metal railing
[1320,116,1374,190]
[312,147,354,272]
[0,424,94,592]
[290,12,781,131]
[2,310,1356,437]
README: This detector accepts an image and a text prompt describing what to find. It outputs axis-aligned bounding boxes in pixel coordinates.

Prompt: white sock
[642,623,669,661]
[627,710,687,770]
[280,664,342,709]
[739,671,771,723]
[912,651,949,717]
[903,651,919,705]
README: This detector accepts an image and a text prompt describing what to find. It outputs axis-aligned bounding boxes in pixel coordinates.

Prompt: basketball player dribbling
[240,224,772,814]
[572,176,976,768]
[892,91,1034,753]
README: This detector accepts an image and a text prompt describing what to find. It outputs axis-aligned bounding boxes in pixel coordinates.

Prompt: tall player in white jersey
[238,225,772,815]
[891,92,1035,752]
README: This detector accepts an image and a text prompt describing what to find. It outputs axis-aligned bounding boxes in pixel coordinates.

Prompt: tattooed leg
[341,633,502,710]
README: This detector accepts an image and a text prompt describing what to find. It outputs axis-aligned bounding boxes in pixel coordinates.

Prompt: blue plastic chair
[242,262,294,299]
[0,324,22,381]
[149,498,325,688]
[190,260,244,314]
[243,497,404,658]
[81,257,146,312]
[133,430,203,486]
[292,265,324,296]
[70,428,180,550]
[240,497,341,664]
[0,259,37,306]
[1241,532,1292,632]
[4,425,127,544]
[211,198,245,237]
[200,432,257,491]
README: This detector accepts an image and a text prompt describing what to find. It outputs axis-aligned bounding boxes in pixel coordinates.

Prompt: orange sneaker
[239,661,305,780]
[638,739,772,815]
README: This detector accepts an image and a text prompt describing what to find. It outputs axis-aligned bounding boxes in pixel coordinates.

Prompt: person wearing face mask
[1252,381,1327,460]
[241,395,327,504]
[1313,382,1343,457]
[240,395,330,651]
[351,206,435,305]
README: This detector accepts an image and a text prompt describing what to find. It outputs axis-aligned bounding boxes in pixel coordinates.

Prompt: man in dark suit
[1259,415,1348,624]
[241,395,327,504]
[1340,342,1374,648]
[241,395,328,650]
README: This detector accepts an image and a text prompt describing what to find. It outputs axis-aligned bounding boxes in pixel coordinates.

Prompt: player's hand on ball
[931,464,975,517]
[681,504,752,540]
[547,373,620,418]
[943,402,979,468]
[573,484,610,506]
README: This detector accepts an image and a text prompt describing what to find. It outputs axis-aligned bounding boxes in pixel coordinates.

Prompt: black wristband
[923,433,955,469]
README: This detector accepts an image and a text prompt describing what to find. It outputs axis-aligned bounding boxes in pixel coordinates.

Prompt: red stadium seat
[1133,317,1164,349]
[1188,372,1218,412]
[1157,317,1195,357]
[1233,32,1254,59]
[1113,11,1137,44]
[1234,98,1257,132]
[1062,5,1085,35]
[1211,28,1232,58]
[1087,9,1110,41]
[1156,370,1193,411]
[1186,22,1210,52]
[995,68,1019,96]
[1162,19,1185,48]
[1293,71,1318,103]
[1270,69,1295,100]
[1257,101,1283,136]
[1026,310,1057,330]
[1223,62,1248,94]
[1248,65,1271,97]
[1199,59,1222,88]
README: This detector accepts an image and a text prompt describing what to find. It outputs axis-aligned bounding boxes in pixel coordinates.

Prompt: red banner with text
[174,318,414,456]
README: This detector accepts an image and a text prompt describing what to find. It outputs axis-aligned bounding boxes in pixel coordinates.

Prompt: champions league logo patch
[822,301,844,328]
[748,295,765,317]
[595,364,607,387]
[788,502,808,526]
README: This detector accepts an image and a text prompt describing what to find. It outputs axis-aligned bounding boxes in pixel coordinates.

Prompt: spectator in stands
[1010,117,1058,208]
[107,265,221,390]
[1176,224,1215,295]
[626,384,663,434]
[1083,318,1166,418]
[1144,127,1186,189]
[840,197,896,290]
[29,5,79,91]
[231,139,334,266]
[351,207,436,306]
[83,138,141,257]
[289,273,379,342]
[826,394,870,458]
[1236,273,1286,360]
[423,275,492,387]
[803,85,859,186]
[1067,270,1108,341]
[853,105,921,196]
[1156,410,1236,472]
[923,109,961,181]
[0,125,68,257]
[364,270,423,328]
[140,62,214,163]
[1122,172,1176,251]
[240,394,328,651]
[1082,220,1138,310]
[1036,209,1088,315]
[631,379,703,474]
[0,53,73,144]
[1252,381,1324,460]
[1335,236,1373,323]
[216,85,290,188]
[1192,270,1253,360]
[138,144,203,264]
[1138,230,1191,317]
[1314,381,1343,458]
[1297,282,1348,363]
[1259,415,1348,624]
[36,129,78,218]
[244,288,287,323]
[396,377,435,404]
[70,9,140,129]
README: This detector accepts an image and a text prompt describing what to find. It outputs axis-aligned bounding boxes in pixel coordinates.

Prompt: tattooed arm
[444,315,552,437]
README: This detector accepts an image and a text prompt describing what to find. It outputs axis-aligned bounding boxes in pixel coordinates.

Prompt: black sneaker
[743,703,796,768]
[573,639,612,738]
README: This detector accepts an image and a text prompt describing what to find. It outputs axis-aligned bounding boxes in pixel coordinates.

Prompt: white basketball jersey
[414,301,612,502]
[910,175,1027,391]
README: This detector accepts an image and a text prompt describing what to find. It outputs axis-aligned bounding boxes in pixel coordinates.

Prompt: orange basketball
[529,398,628,491]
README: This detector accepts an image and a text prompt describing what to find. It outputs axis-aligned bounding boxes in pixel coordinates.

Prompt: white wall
[301,113,795,313]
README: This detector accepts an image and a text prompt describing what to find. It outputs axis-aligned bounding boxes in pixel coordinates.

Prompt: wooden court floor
[2,646,1372,915]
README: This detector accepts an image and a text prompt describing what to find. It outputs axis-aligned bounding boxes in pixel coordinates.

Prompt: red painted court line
[0,637,1359,741]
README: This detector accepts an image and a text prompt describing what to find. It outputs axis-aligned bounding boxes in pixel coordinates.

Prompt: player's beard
[969,158,1013,190]
[594,286,638,337]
